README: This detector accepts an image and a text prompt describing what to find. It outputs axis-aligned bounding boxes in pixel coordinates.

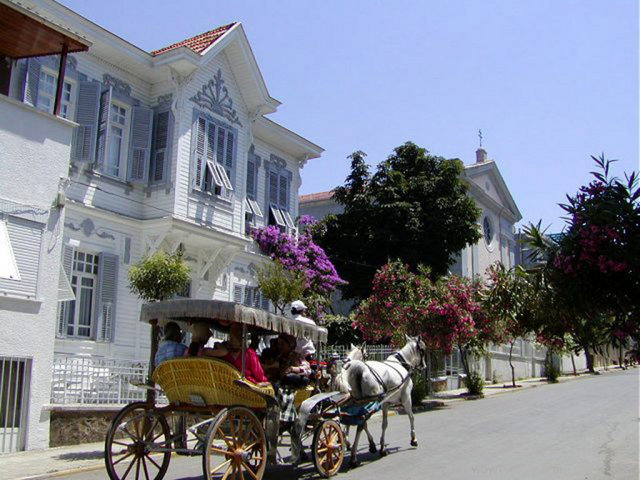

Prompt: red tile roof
[299,191,334,203]
[150,23,236,56]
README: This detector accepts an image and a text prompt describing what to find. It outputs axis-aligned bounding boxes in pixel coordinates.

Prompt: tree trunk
[458,345,471,378]
[583,346,595,373]
[509,341,516,387]
[570,353,577,376]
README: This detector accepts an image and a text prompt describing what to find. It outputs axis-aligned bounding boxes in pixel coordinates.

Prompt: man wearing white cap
[291,300,316,359]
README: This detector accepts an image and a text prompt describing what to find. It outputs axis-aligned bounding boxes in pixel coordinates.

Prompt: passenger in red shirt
[202,323,269,386]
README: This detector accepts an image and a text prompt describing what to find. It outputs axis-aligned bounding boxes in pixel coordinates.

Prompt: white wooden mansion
[0,0,321,451]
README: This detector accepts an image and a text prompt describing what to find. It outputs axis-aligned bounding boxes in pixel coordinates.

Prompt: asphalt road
[56,369,638,480]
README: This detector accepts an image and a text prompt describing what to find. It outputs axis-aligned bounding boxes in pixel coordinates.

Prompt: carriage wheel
[105,402,171,480]
[202,407,267,480]
[312,419,345,477]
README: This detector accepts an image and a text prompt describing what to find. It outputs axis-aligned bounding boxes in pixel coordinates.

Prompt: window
[106,103,128,177]
[57,249,119,341]
[193,115,235,196]
[0,216,43,298]
[483,216,493,246]
[266,163,295,233]
[233,284,269,310]
[36,70,74,119]
[150,110,172,183]
[0,220,20,281]
[64,251,99,338]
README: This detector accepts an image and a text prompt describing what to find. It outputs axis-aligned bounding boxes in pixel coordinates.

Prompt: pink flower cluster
[354,261,497,353]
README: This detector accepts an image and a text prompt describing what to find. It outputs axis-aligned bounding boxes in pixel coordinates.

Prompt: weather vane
[478,129,483,148]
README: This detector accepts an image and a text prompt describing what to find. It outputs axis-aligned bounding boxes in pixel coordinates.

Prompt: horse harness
[361,352,412,400]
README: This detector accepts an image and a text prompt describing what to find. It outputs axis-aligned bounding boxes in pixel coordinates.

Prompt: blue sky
[59,0,639,232]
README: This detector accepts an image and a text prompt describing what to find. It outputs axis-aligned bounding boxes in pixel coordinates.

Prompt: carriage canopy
[140,299,328,343]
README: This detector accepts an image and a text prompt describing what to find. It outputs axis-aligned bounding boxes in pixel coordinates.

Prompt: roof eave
[254,116,324,164]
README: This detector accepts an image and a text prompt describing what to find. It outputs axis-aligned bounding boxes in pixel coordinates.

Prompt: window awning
[0,0,91,59]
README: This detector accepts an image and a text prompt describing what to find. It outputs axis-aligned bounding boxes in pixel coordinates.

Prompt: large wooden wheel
[312,419,345,477]
[105,402,171,480]
[202,407,267,480]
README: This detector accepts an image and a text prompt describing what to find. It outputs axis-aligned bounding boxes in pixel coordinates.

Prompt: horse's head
[404,335,427,370]
[346,343,367,362]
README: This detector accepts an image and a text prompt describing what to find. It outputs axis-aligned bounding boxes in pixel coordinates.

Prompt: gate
[0,357,31,453]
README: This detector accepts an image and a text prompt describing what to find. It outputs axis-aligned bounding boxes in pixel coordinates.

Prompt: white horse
[341,335,426,460]
[331,345,380,466]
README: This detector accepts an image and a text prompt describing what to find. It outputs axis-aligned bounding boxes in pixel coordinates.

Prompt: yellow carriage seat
[152,358,275,409]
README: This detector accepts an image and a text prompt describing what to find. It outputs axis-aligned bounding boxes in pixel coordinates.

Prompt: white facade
[0,96,75,450]
[4,2,322,377]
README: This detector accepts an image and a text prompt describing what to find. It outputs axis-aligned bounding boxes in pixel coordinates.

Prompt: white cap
[291,300,307,311]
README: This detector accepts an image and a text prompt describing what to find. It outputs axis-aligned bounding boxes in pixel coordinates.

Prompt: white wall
[0,96,74,450]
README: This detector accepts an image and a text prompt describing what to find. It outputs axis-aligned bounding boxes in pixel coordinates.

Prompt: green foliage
[316,144,482,300]
[256,260,305,314]
[128,251,190,302]
[323,314,364,346]
[411,372,429,404]
[463,370,484,396]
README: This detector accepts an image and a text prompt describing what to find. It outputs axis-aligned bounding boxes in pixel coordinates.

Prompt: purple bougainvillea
[251,223,345,307]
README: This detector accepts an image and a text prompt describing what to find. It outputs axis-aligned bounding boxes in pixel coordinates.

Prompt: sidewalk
[0,367,627,480]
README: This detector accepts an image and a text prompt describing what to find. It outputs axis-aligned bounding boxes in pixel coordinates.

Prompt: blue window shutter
[0,216,43,298]
[269,171,279,205]
[150,110,171,183]
[96,252,118,342]
[193,117,206,190]
[279,173,288,210]
[94,87,113,171]
[127,105,153,183]
[56,244,75,338]
[233,284,243,304]
[71,81,101,163]
[11,59,27,102]
[225,130,234,181]
[205,122,217,191]
[24,58,41,107]
[246,157,255,200]
[216,126,226,168]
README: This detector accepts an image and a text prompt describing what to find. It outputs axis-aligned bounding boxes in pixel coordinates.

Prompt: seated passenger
[185,322,212,357]
[277,333,311,388]
[201,323,269,386]
[259,347,280,383]
[154,322,187,366]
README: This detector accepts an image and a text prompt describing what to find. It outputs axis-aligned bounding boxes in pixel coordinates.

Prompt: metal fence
[1,356,31,453]
[317,345,395,362]
[51,355,152,405]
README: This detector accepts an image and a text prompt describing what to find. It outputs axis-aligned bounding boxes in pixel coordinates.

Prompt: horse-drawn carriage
[104,299,425,480]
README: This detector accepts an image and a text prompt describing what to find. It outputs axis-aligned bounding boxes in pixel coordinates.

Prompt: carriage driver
[291,300,316,361]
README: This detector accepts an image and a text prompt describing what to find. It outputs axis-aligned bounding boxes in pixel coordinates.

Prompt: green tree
[316,143,481,300]
[256,260,305,315]
[483,263,536,387]
[128,250,190,402]
[128,251,190,302]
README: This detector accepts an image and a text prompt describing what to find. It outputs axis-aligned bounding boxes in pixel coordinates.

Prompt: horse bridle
[392,340,426,373]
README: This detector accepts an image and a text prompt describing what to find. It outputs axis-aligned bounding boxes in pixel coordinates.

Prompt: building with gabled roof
[1,0,322,449]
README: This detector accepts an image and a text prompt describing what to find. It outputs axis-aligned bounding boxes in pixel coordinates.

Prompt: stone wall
[49,409,119,447]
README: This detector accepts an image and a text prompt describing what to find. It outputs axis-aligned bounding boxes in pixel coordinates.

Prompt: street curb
[18,463,106,480]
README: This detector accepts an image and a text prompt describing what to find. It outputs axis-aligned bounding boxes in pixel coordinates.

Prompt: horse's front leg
[379,403,389,456]
[363,422,377,453]
[401,389,417,447]
[349,425,364,468]
[344,424,352,450]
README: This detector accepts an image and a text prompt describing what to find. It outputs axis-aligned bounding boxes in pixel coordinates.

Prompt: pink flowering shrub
[354,261,499,354]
